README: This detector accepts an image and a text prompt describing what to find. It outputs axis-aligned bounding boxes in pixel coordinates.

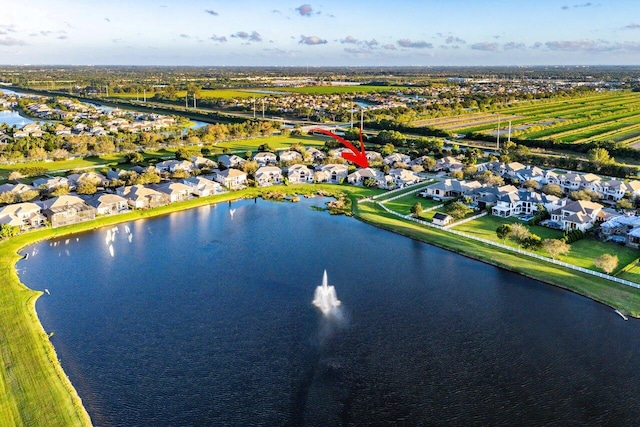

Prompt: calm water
[0,110,38,127]
[18,198,640,426]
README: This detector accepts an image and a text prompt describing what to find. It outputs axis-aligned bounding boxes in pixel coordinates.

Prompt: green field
[452,215,639,275]
[422,91,640,146]
[215,134,326,151]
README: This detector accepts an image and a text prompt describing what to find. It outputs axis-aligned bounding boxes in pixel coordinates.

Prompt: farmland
[415,91,640,148]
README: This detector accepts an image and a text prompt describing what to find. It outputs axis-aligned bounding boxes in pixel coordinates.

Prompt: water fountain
[312,270,341,315]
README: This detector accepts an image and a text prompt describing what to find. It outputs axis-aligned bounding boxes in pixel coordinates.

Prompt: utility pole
[350,108,354,129]
[143,89,146,102]
[496,115,500,150]
[193,94,197,109]
[106,85,109,97]
[185,94,188,109]
[136,89,139,101]
[360,108,364,132]
[507,120,511,145]
[253,97,256,119]
[262,98,265,119]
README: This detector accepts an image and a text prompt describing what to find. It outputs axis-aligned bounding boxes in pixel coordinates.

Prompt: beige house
[117,185,169,209]
[214,169,248,190]
[0,202,45,229]
[39,195,96,228]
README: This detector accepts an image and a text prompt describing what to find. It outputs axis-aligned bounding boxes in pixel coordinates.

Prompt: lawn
[383,193,442,215]
[215,134,327,151]
[266,85,408,95]
[0,155,125,179]
[452,214,639,275]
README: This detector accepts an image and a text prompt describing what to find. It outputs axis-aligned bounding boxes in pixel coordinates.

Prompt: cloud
[0,24,16,33]
[382,44,397,50]
[296,4,313,16]
[561,5,570,9]
[503,42,525,50]
[210,35,227,42]
[0,37,26,46]
[623,23,640,30]
[546,39,640,53]
[205,9,218,16]
[562,2,594,9]
[112,38,122,43]
[445,36,466,44]
[231,31,262,42]
[299,35,327,45]
[471,42,499,51]
[531,42,543,49]
[397,39,433,49]
[272,9,281,14]
[104,18,111,23]
[341,35,358,44]
[57,35,68,40]
[180,34,191,39]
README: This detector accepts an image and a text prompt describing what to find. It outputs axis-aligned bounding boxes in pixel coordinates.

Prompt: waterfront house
[214,169,248,190]
[314,164,348,184]
[253,152,277,167]
[0,202,45,229]
[117,185,169,209]
[255,166,283,187]
[152,182,193,203]
[39,195,96,228]
[287,164,314,184]
[549,200,604,232]
[84,193,129,215]
[183,177,223,197]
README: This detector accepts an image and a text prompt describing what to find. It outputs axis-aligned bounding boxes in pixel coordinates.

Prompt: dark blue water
[18,198,640,426]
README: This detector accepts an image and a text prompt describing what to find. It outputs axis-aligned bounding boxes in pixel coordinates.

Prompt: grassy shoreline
[1,183,640,425]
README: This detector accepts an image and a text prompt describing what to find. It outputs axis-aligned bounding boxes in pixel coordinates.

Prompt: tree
[450,170,464,180]
[569,189,600,202]
[175,148,191,160]
[410,202,423,217]
[477,171,504,186]
[541,184,564,197]
[258,143,275,152]
[522,234,542,249]
[76,182,97,195]
[125,152,144,165]
[50,185,70,197]
[594,254,618,274]
[0,224,19,240]
[422,157,436,171]
[542,239,571,259]
[508,223,531,246]
[381,143,395,157]
[522,179,539,190]
[496,224,512,241]
[444,201,472,219]
[587,147,614,170]
[616,198,634,211]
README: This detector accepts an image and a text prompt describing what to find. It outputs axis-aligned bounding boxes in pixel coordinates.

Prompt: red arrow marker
[310,128,369,168]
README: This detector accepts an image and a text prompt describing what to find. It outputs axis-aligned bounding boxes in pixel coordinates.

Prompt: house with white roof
[214,169,247,190]
[183,176,223,197]
[550,200,604,232]
[255,166,283,187]
[314,164,348,184]
[39,195,96,228]
[0,202,45,229]
[287,164,313,183]
[253,152,277,167]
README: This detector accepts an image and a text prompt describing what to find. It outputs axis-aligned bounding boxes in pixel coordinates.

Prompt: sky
[1,0,640,66]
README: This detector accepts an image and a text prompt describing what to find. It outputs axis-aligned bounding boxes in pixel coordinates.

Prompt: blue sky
[1,0,640,66]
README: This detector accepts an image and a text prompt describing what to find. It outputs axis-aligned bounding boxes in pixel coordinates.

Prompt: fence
[372,201,640,290]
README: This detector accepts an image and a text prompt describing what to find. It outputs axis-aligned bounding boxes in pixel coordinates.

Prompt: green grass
[216,134,327,151]
[383,193,442,215]
[265,85,407,95]
[452,215,639,275]
[0,155,124,178]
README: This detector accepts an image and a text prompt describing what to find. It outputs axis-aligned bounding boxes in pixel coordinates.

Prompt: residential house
[183,176,223,197]
[39,195,96,228]
[347,168,388,187]
[598,180,640,201]
[467,185,518,211]
[490,190,561,218]
[191,156,216,170]
[214,169,248,190]
[253,152,277,167]
[314,164,348,184]
[155,160,194,174]
[32,176,73,192]
[421,179,482,200]
[550,200,604,232]
[306,147,326,162]
[434,156,464,173]
[67,172,108,188]
[0,202,45,229]
[278,150,303,163]
[365,151,382,163]
[84,193,129,215]
[560,172,601,193]
[217,154,246,169]
[117,185,169,209]
[388,168,420,187]
[432,212,454,227]
[255,166,283,187]
[383,153,411,166]
[152,182,193,202]
[0,183,35,196]
[287,164,313,183]
[54,124,72,136]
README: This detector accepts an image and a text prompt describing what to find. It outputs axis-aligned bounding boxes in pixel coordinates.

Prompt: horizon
[2,0,640,67]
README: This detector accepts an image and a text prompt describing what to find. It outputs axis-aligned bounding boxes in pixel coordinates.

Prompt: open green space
[215,134,326,151]
[382,193,441,215]
[452,214,639,275]
[265,85,407,95]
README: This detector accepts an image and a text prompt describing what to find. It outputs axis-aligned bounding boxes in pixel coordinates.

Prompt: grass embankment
[353,201,640,317]
[0,184,382,427]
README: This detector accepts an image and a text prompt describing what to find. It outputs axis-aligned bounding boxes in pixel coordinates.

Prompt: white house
[255,166,283,187]
[550,200,604,232]
[253,152,277,167]
[217,154,246,168]
[153,182,193,202]
[287,164,314,183]
[84,194,129,215]
[314,164,349,184]
[383,153,411,166]
[117,185,168,209]
[278,150,303,163]
[347,168,388,187]
[214,169,248,190]
[388,168,420,186]
[183,176,223,197]
[0,202,45,229]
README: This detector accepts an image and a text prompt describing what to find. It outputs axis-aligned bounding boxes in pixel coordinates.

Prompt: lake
[0,109,39,127]
[18,197,640,425]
